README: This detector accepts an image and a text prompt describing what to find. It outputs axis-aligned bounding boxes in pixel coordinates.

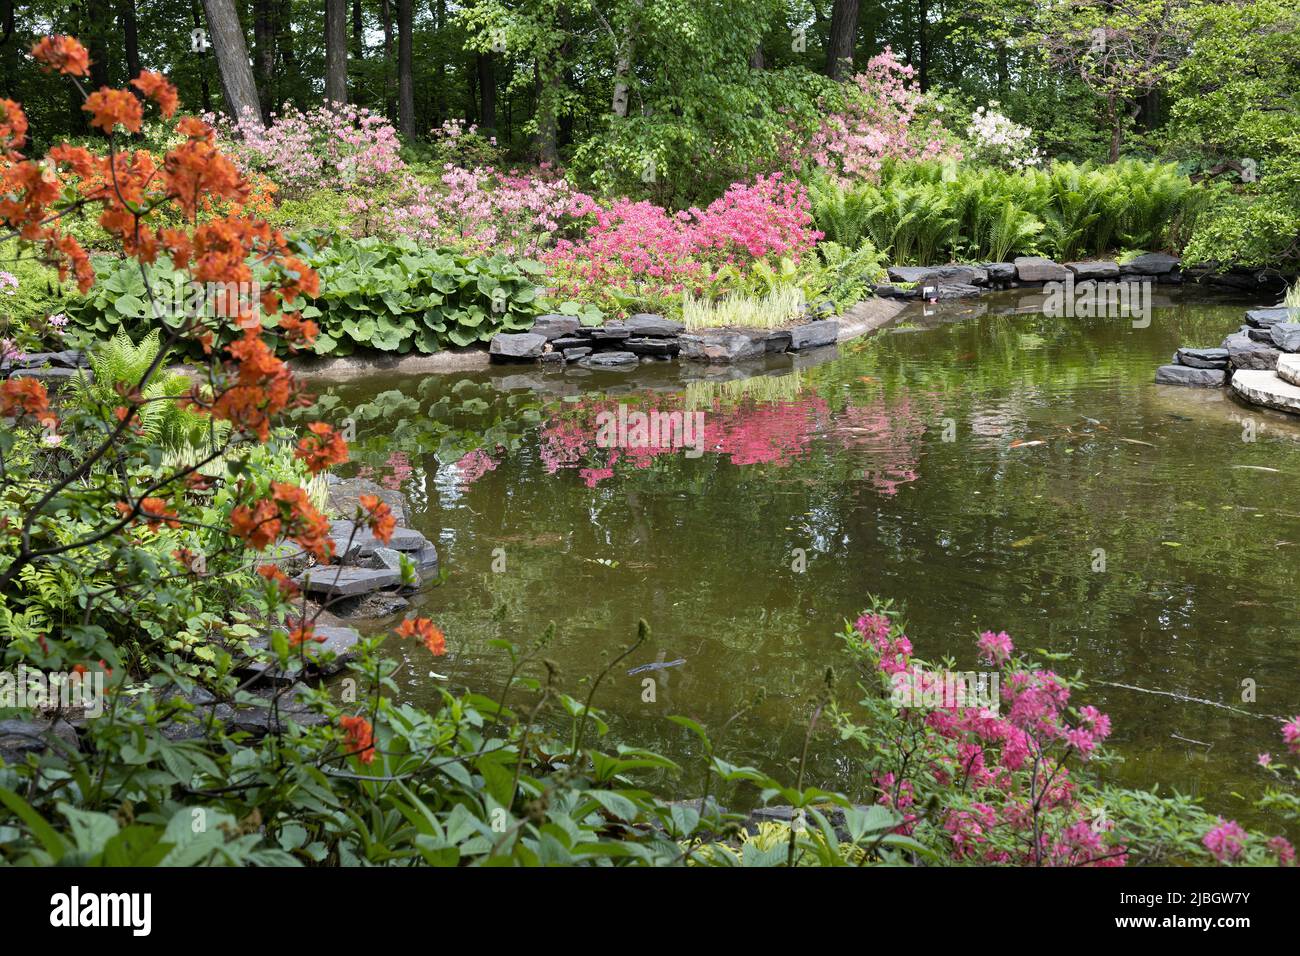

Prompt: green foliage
[812,160,1198,265]
[298,236,548,353]
[60,236,574,356]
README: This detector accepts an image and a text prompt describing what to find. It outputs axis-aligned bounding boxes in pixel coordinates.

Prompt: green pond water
[305,287,1300,825]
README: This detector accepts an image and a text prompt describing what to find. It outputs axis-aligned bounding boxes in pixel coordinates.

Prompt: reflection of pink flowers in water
[455,447,499,485]
[832,397,927,495]
[534,389,928,493]
[357,451,415,490]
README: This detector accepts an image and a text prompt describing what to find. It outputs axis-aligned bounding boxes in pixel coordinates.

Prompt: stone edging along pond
[288,251,1291,383]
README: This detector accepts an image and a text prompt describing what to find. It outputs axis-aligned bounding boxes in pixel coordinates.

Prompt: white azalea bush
[965,103,1041,171]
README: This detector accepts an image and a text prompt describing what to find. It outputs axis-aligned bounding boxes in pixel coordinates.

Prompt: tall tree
[324,0,349,104]
[119,0,140,82]
[477,52,496,134]
[826,0,859,79]
[396,0,413,132]
[252,0,277,120]
[202,0,263,124]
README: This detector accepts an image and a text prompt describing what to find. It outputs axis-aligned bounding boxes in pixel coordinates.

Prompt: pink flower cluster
[357,164,597,257]
[543,174,821,309]
[857,614,1125,866]
[808,48,959,184]
[214,104,404,197]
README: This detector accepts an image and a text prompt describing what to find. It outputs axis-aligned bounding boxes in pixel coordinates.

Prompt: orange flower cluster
[114,497,180,531]
[0,98,28,159]
[394,617,447,656]
[256,564,301,601]
[358,494,396,545]
[206,329,297,441]
[295,422,348,474]
[82,88,143,135]
[339,714,376,764]
[0,377,55,428]
[229,481,333,562]
[130,70,179,118]
[31,36,91,76]
[286,618,323,647]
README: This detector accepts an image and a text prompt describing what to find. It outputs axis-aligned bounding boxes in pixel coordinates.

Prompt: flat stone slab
[489,332,547,361]
[887,264,989,286]
[295,566,400,597]
[587,322,631,340]
[1014,256,1070,282]
[679,330,767,363]
[1067,260,1120,279]
[1232,370,1300,415]
[562,346,591,361]
[327,477,410,526]
[625,313,684,336]
[13,350,87,368]
[1225,333,1281,370]
[1269,322,1300,352]
[0,718,78,760]
[578,350,639,368]
[528,315,581,339]
[788,319,840,351]
[1155,364,1225,387]
[1120,252,1179,275]
[1175,347,1229,369]
[624,336,679,356]
[330,519,427,558]
[986,262,1016,282]
[1245,307,1292,329]
[1278,354,1300,388]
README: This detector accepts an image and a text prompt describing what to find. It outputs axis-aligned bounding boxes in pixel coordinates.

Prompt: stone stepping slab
[1155,364,1225,387]
[242,625,363,683]
[1232,369,1300,415]
[329,520,429,560]
[1278,354,1300,388]
[1174,347,1229,370]
[295,566,401,597]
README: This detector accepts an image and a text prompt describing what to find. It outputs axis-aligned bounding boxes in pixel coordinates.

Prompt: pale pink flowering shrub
[355,165,597,258]
[808,48,960,185]
[212,104,404,197]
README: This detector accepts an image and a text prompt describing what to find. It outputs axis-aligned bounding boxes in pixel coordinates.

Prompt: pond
[305,287,1300,825]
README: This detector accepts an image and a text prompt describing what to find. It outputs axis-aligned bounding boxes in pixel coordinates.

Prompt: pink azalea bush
[808,48,959,184]
[544,174,822,313]
[349,164,597,258]
[846,605,1300,866]
[212,104,405,197]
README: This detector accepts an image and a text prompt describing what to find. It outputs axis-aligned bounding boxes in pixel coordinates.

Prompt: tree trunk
[826,0,859,80]
[202,0,263,125]
[191,0,212,112]
[1107,94,1121,163]
[252,0,276,121]
[397,0,414,134]
[917,0,929,91]
[324,0,348,105]
[1,0,17,97]
[351,0,363,59]
[748,44,765,70]
[119,0,140,81]
[380,0,394,120]
[477,52,496,134]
